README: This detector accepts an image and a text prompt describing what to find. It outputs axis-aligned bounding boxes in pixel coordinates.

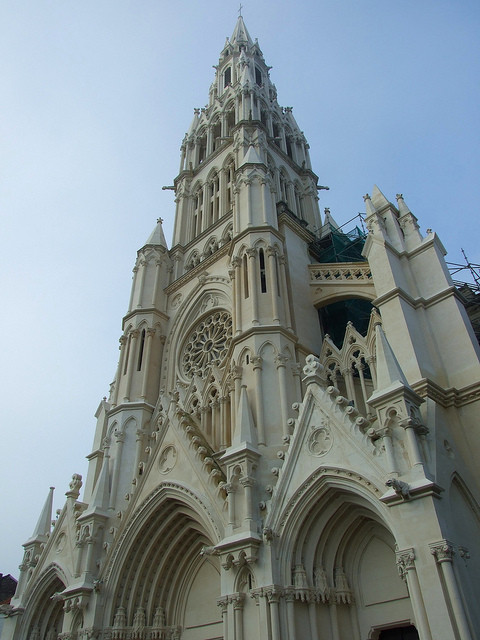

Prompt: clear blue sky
[1,0,479,578]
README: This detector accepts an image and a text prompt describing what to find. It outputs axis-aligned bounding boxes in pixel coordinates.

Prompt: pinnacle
[230,15,254,48]
[145,217,168,248]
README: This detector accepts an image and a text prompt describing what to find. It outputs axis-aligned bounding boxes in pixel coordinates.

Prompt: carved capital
[396,548,416,581]
[430,540,455,563]
[251,355,263,370]
[264,586,282,604]
[240,476,255,489]
[274,353,288,368]
[246,248,256,259]
[231,364,243,380]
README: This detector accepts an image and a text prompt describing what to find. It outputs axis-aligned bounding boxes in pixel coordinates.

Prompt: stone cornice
[122,307,169,326]
[373,285,461,310]
[107,401,155,419]
[231,324,298,348]
[411,377,480,408]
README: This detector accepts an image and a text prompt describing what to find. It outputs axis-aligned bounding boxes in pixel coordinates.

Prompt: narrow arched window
[275,254,281,296]
[224,66,231,88]
[243,254,249,298]
[137,329,146,371]
[198,138,206,164]
[226,109,235,136]
[286,136,293,159]
[255,67,262,86]
[259,248,267,293]
[212,120,221,151]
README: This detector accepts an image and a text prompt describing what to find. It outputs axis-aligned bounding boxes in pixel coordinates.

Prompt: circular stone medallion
[159,445,178,474]
[308,426,333,457]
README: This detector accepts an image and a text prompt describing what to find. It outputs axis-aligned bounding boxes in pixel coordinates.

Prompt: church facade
[3,17,480,640]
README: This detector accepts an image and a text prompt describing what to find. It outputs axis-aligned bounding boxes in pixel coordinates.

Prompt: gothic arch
[20,564,67,640]
[275,472,414,638]
[103,484,222,635]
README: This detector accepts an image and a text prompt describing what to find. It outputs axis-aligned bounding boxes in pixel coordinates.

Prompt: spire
[321,208,341,238]
[24,486,54,545]
[230,16,254,48]
[145,217,167,249]
[82,453,111,517]
[371,185,391,210]
[372,323,409,391]
[232,385,257,449]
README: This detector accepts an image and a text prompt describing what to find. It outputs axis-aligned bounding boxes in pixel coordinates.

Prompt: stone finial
[303,354,327,386]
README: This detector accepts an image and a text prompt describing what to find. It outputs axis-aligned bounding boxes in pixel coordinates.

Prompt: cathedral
[3,16,480,640]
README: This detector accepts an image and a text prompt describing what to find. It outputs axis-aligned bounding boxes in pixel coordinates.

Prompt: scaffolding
[447,251,480,344]
[310,214,367,264]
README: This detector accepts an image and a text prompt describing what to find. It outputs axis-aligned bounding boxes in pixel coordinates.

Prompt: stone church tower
[3,16,480,640]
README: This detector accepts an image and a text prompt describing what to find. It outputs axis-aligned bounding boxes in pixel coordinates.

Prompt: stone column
[378,427,399,476]
[396,548,432,640]
[266,247,280,323]
[251,356,265,445]
[240,476,255,525]
[261,178,269,225]
[232,593,245,640]
[275,354,290,437]
[109,430,125,510]
[225,483,236,528]
[401,418,425,469]
[284,589,296,640]
[151,258,162,307]
[246,249,259,325]
[231,258,242,335]
[112,336,128,406]
[308,598,319,640]
[217,598,229,640]
[245,178,253,227]
[219,396,228,449]
[328,599,341,640]
[430,541,473,640]
[266,588,282,640]
[128,266,139,312]
[291,363,302,402]
[232,365,243,411]
[133,429,145,486]
[140,328,155,400]
[278,255,293,330]
[136,259,147,308]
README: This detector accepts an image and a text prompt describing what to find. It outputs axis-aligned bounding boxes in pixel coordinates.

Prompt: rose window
[182,311,232,378]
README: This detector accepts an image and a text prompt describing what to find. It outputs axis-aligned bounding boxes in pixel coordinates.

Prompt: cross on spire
[238,3,243,17]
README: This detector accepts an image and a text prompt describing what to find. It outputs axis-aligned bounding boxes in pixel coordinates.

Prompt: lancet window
[225,161,235,212]
[212,119,222,152]
[223,66,231,88]
[193,188,204,237]
[208,173,220,223]
[137,329,146,371]
[259,248,267,293]
[197,130,207,165]
[243,254,249,298]
[225,107,235,137]
[279,171,288,205]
